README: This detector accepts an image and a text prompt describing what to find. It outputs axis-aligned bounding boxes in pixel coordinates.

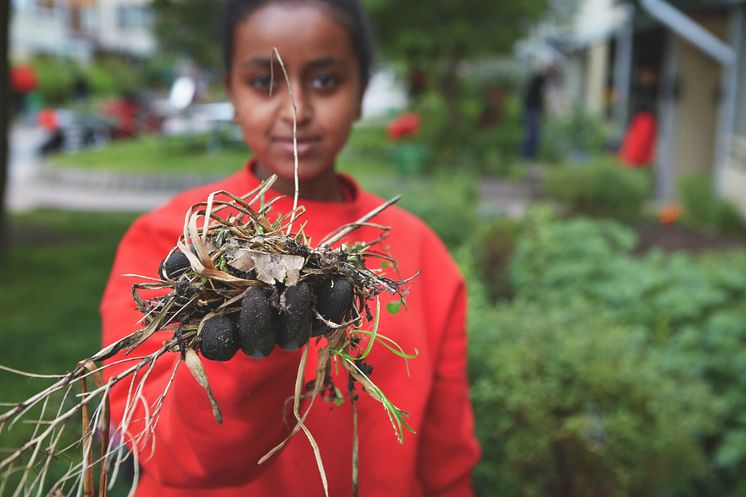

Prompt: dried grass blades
[0,46,418,497]
[0,182,415,497]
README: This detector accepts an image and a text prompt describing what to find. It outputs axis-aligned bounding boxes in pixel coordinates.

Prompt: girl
[101,1,480,495]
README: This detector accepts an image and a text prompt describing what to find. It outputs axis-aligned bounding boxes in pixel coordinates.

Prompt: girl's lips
[272,137,320,156]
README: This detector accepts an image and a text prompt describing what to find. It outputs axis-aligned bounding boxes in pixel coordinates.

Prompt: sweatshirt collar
[238,158,364,227]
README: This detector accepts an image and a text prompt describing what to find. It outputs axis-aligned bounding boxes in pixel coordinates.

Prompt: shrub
[468,297,715,497]
[543,156,652,221]
[679,174,745,235]
[496,214,746,495]
[30,56,77,105]
[508,214,639,305]
[382,173,478,251]
[84,56,144,98]
[407,90,524,176]
[541,108,609,163]
[470,217,522,302]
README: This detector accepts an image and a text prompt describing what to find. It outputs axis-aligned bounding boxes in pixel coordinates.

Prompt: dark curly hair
[222,0,374,90]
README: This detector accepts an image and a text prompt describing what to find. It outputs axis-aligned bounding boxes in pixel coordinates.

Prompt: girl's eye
[311,73,339,90]
[249,74,277,91]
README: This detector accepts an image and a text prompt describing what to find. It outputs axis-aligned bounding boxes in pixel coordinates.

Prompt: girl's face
[227,3,363,199]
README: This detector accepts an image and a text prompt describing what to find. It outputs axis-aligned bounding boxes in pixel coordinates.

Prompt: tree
[151,0,228,70]
[1,0,10,259]
[365,0,549,130]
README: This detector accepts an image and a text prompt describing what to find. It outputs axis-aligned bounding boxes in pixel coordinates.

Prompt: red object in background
[37,108,59,131]
[387,112,421,141]
[10,64,38,94]
[619,111,656,167]
[101,98,139,137]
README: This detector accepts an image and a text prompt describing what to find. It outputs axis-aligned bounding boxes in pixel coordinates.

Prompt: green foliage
[29,55,147,105]
[543,156,652,221]
[468,299,714,497]
[411,90,524,175]
[480,214,746,496]
[29,56,77,105]
[679,174,745,235]
[470,217,522,302]
[83,56,144,97]
[541,108,608,163]
[394,173,478,250]
[151,0,228,70]
[365,0,549,62]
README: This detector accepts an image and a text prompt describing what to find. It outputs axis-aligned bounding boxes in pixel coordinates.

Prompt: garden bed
[634,223,746,255]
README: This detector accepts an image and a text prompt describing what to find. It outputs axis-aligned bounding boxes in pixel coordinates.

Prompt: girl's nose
[279,81,313,126]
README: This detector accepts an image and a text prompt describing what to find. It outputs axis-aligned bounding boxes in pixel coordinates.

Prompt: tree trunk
[0,0,10,260]
[432,48,464,167]
[439,52,463,130]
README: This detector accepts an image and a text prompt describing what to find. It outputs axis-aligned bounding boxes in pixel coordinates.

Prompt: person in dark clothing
[73,73,90,103]
[520,69,552,160]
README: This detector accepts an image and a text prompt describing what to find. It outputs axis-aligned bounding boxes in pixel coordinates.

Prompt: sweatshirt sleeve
[415,243,481,496]
[100,214,301,488]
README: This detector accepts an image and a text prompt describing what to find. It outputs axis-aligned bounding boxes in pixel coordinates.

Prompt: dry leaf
[184,349,223,424]
[228,248,257,272]
[250,251,305,286]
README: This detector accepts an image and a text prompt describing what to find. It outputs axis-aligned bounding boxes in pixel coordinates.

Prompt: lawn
[0,211,136,432]
[48,124,400,184]
[0,211,138,493]
[49,133,250,176]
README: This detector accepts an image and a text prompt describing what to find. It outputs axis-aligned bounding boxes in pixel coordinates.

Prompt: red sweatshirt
[100,162,480,497]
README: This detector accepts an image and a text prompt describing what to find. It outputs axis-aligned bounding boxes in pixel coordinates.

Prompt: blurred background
[1,0,746,495]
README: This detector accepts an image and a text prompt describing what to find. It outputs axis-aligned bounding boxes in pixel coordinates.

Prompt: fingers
[199,278,354,361]
[278,283,312,351]
[312,277,354,337]
[159,248,191,280]
[239,286,280,359]
[199,315,240,361]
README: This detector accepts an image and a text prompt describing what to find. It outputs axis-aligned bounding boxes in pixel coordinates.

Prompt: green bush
[470,217,522,302]
[407,90,524,176]
[468,299,715,497]
[679,174,745,235]
[543,157,652,221]
[395,173,478,250]
[541,108,609,163]
[29,55,147,105]
[30,56,77,105]
[489,214,746,495]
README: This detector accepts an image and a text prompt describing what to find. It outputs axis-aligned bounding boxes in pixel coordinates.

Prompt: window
[117,5,153,30]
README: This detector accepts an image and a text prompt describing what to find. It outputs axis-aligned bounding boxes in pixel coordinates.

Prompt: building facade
[10,0,156,61]
[553,0,746,218]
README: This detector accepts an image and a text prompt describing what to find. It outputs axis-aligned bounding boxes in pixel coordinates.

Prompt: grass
[48,133,250,176]
[48,124,400,181]
[0,210,138,495]
[0,211,136,431]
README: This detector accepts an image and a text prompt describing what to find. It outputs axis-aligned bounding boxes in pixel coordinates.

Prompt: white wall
[10,2,68,58]
[95,0,156,56]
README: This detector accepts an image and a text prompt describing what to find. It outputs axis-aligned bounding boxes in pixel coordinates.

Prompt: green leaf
[386,301,402,315]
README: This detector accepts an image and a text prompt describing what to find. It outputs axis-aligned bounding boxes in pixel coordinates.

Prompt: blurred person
[520,64,556,161]
[9,62,38,120]
[100,1,481,496]
[73,72,90,104]
[620,66,658,167]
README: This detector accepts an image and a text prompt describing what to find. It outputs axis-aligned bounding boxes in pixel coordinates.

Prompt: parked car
[37,93,163,155]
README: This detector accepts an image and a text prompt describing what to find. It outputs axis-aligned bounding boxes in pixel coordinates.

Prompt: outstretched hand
[200,277,354,361]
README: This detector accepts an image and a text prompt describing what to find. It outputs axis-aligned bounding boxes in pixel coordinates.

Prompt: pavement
[6,124,538,218]
[6,124,212,213]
